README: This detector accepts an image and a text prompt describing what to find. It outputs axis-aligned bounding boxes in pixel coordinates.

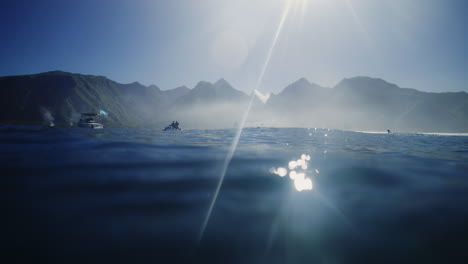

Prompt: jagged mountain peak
[192,79,239,93]
[174,78,248,107]
[193,81,213,90]
[121,81,149,91]
[40,70,108,80]
[292,77,311,86]
[280,77,326,96]
[129,81,143,86]
[336,76,400,90]
[168,85,190,95]
[214,78,231,87]
[174,85,189,90]
[148,84,161,91]
[42,70,70,75]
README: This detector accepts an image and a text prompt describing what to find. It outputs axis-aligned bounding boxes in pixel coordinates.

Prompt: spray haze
[40,107,55,127]
[157,76,468,132]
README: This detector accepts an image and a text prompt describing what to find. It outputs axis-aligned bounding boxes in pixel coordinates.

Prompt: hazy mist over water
[2,124,468,263]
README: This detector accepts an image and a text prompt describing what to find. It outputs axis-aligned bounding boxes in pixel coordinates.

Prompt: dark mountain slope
[0,71,182,127]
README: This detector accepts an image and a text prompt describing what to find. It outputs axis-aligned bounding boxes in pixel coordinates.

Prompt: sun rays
[198,0,372,244]
[197,0,298,244]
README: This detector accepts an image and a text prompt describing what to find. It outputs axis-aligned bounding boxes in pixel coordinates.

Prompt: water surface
[2,124,468,263]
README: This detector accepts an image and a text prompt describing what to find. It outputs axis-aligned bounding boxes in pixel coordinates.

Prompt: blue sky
[1,0,467,93]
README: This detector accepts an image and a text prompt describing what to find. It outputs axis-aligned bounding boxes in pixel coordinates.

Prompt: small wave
[419,132,468,137]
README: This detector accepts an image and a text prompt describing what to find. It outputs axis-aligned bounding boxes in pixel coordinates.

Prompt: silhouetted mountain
[273,78,330,102]
[265,78,331,126]
[261,76,468,131]
[161,86,190,104]
[175,79,248,107]
[326,77,468,131]
[169,79,249,129]
[0,71,187,127]
[0,71,131,127]
[1,71,467,131]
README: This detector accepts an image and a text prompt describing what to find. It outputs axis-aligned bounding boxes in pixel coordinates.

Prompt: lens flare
[198,0,296,244]
[344,0,374,46]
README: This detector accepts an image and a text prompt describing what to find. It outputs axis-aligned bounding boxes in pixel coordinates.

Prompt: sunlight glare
[294,175,312,191]
[288,160,298,169]
[271,154,315,192]
[289,170,297,180]
[270,167,288,177]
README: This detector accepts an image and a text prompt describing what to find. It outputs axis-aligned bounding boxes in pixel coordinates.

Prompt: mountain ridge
[0,71,467,132]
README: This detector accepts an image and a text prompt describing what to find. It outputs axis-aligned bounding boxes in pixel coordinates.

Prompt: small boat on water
[163,121,181,131]
[78,113,103,129]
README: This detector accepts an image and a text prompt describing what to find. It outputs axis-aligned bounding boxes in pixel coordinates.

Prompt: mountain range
[1,71,467,132]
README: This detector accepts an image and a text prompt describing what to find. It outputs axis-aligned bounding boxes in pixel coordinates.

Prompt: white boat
[78,113,103,129]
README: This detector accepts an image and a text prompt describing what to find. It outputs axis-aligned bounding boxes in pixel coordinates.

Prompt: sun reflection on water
[271,154,314,191]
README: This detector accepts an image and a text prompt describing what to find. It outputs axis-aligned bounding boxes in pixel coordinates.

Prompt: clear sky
[1,0,467,93]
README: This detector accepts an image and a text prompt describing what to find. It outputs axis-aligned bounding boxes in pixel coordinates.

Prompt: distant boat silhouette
[163,121,181,131]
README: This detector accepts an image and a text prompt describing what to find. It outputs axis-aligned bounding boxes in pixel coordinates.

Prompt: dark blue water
[2,124,468,263]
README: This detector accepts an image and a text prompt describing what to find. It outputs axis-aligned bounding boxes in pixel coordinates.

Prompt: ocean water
[2,124,468,263]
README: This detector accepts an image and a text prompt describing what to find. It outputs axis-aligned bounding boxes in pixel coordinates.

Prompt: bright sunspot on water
[270,167,288,177]
[271,154,314,191]
[294,174,313,191]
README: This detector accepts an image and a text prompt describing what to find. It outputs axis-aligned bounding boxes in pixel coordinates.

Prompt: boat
[163,121,181,131]
[163,126,181,131]
[78,113,104,129]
